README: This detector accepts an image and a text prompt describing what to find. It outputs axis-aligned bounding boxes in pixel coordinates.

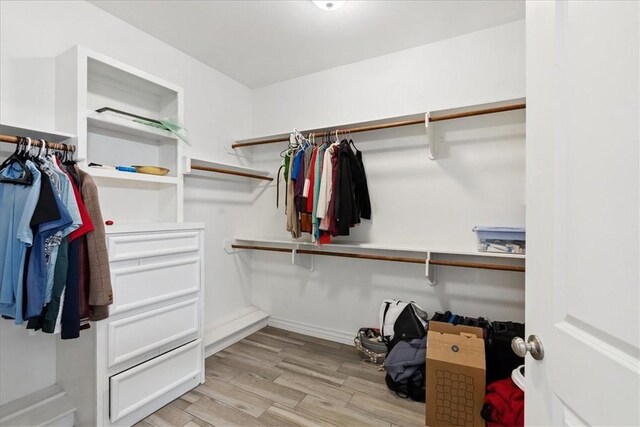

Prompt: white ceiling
[90,0,524,89]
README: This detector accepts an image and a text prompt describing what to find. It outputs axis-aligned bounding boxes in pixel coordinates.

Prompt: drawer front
[110,339,202,422]
[108,231,200,262]
[110,256,200,314]
[108,298,199,367]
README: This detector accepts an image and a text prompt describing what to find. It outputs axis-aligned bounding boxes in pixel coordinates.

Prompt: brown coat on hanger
[75,166,113,320]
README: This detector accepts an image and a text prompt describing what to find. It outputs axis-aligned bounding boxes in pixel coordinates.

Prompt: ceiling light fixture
[312,0,346,11]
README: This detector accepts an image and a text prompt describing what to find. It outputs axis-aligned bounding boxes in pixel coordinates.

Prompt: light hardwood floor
[135,326,425,427]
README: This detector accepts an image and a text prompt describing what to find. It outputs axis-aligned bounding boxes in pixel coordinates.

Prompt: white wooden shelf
[187,158,272,181]
[233,237,525,260]
[0,123,75,142]
[87,112,177,143]
[87,167,178,186]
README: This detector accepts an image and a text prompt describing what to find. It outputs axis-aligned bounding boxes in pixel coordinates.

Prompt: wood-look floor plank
[347,392,426,427]
[196,379,273,418]
[180,390,205,404]
[189,417,214,427]
[278,346,344,371]
[297,395,392,427]
[223,342,285,365]
[338,361,386,383]
[301,342,364,363]
[258,403,331,427]
[133,421,154,427]
[143,402,194,427]
[241,338,283,353]
[212,351,284,381]
[341,376,425,415]
[273,371,354,406]
[182,421,208,427]
[172,397,192,411]
[230,372,305,409]
[185,396,271,427]
[278,329,344,349]
[252,330,307,346]
[276,359,348,386]
[204,357,243,382]
[246,332,304,350]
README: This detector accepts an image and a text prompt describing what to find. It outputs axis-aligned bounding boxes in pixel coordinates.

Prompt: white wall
[246,21,526,341]
[0,0,253,405]
[252,21,525,136]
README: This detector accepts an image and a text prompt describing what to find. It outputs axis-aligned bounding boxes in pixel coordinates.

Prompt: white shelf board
[234,97,526,146]
[0,123,75,142]
[233,237,526,260]
[188,158,271,178]
[87,112,177,143]
[87,167,178,186]
[105,222,204,234]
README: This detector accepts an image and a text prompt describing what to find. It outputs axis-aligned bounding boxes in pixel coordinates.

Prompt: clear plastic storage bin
[473,226,526,254]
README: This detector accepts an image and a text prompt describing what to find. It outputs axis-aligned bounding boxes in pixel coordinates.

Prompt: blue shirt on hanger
[0,161,42,324]
[25,178,72,319]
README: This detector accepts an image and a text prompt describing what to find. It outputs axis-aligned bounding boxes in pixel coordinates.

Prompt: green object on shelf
[133,117,190,145]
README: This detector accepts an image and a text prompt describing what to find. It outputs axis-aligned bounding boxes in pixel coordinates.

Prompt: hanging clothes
[0,138,112,339]
[76,166,113,321]
[281,130,371,243]
[0,160,42,324]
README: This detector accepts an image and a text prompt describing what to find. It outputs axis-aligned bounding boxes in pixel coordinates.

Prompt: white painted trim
[268,316,354,346]
[0,385,76,427]
[204,306,269,357]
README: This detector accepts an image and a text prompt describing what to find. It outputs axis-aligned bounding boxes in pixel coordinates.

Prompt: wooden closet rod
[231,244,525,272]
[0,134,76,152]
[190,164,273,181]
[232,102,526,149]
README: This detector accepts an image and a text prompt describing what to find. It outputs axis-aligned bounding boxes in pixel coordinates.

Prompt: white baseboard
[204,306,269,357]
[0,384,75,427]
[268,316,354,346]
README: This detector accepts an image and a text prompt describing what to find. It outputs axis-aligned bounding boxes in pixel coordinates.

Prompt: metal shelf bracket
[425,112,439,160]
[425,252,437,286]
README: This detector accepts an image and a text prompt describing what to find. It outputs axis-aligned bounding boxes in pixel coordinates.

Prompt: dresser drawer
[108,298,199,367]
[109,339,201,422]
[108,231,200,262]
[110,256,200,314]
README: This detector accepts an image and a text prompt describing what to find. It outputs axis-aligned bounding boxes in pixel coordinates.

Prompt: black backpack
[383,336,427,403]
[385,366,426,402]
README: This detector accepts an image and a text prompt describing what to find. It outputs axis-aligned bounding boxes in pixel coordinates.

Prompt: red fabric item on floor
[484,377,524,427]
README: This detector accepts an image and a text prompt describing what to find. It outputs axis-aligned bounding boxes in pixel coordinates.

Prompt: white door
[526,1,639,425]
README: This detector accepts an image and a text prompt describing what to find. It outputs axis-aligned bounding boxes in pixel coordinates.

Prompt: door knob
[511,335,544,360]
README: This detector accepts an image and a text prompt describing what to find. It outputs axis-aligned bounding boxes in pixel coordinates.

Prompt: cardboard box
[426,322,486,427]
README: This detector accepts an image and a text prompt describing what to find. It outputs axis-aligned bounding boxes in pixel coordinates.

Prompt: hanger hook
[38,139,46,158]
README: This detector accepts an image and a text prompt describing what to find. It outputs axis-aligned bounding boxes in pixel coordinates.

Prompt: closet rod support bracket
[425,252,437,286]
[425,112,439,160]
[292,246,314,271]
[223,239,241,254]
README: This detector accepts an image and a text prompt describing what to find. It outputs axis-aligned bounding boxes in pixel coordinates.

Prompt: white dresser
[56,223,205,427]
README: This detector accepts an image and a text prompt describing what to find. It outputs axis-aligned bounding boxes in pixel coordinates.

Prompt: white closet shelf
[86,167,178,186]
[231,237,524,281]
[232,98,526,149]
[188,158,272,181]
[87,112,177,143]
[233,237,525,260]
[0,123,75,142]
